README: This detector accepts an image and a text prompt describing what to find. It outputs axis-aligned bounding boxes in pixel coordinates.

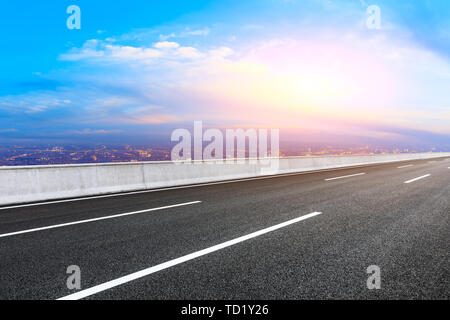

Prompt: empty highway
[0,157,449,300]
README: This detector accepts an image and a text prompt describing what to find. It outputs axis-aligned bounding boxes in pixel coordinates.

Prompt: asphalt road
[0,157,449,300]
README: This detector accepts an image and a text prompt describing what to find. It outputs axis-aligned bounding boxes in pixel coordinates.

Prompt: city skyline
[0,140,445,166]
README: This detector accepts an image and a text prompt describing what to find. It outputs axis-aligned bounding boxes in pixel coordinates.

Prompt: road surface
[0,157,449,300]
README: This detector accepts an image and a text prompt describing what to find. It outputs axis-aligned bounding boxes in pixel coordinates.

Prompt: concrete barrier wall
[1,153,449,206]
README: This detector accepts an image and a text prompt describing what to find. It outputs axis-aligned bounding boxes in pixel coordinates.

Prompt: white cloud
[59,40,105,61]
[176,46,204,59]
[127,114,181,124]
[154,41,180,49]
[106,45,162,60]
[60,39,209,63]
[0,93,70,114]
[99,97,141,107]
[60,49,105,61]
[209,47,234,58]
[68,129,124,135]
[0,128,17,133]
[184,28,210,36]
[60,41,163,62]
[159,33,176,41]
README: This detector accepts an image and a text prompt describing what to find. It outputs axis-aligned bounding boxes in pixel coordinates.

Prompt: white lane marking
[404,174,431,184]
[57,211,322,300]
[0,201,201,239]
[324,173,366,181]
[398,164,413,169]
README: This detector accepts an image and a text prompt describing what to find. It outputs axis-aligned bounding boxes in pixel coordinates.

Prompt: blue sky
[0,0,449,147]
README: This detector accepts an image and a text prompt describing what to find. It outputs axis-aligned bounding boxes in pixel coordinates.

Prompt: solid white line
[58,211,322,300]
[0,201,201,239]
[324,173,366,181]
[404,174,431,184]
[398,164,413,169]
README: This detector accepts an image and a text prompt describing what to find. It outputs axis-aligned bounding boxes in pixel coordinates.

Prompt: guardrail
[1,153,449,206]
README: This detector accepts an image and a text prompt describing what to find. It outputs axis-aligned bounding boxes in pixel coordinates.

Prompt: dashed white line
[398,164,413,169]
[0,201,201,239]
[404,174,431,184]
[325,173,366,181]
[57,211,323,300]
